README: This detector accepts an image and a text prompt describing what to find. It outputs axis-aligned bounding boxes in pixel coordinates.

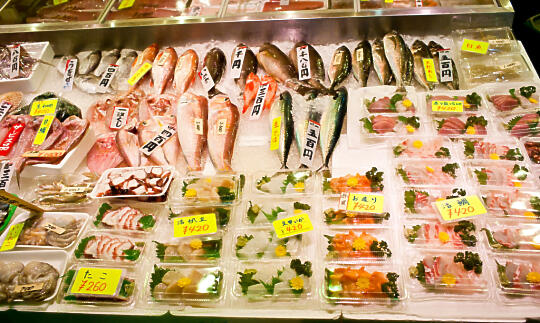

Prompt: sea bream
[176,92,208,172]
[137,117,169,166]
[154,114,181,166]
[202,48,226,98]
[87,133,124,175]
[174,49,199,96]
[411,40,437,90]
[116,127,140,167]
[231,43,258,92]
[352,40,373,87]
[383,31,413,90]
[372,39,393,85]
[152,47,178,95]
[329,46,352,91]
[129,43,158,89]
[207,95,239,172]
[319,87,347,169]
[269,91,294,169]
[288,41,328,94]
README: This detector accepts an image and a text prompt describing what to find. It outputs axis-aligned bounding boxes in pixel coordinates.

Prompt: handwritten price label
[13,283,44,293]
[432,100,464,112]
[338,193,384,214]
[0,222,24,252]
[422,58,438,83]
[436,195,486,222]
[127,62,152,86]
[118,0,135,9]
[270,117,281,151]
[173,213,217,238]
[272,213,313,239]
[30,99,58,116]
[70,267,123,296]
[461,39,489,55]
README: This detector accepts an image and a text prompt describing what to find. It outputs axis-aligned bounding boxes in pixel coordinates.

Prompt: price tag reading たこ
[272,213,313,239]
[70,267,123,296]
[173,213,217,238]
[338,193,384,214]
[435,195,487,222]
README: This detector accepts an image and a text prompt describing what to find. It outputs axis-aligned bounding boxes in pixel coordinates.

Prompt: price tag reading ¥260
[338,193,384,214]
[173,213,217,238]
[432,100,464,112]
[70,267,123,296]
[127,62,152,86]
[461,39,489,55]
[0,222,24,252]
[273,213,313,239]
[30,99,58,116]
[422,58,438,83]
[270,117,281,151]
[436,195,487,222]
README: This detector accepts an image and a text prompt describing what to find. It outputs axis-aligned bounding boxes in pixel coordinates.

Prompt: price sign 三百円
[173,213,217,238]
[435,195,487,222]
[127,62,152,86]
[273,213,313,239]
[338,193,384,214]
[431,100,464,113]
[70,267,123,296]
[461,39,489,55]
[299,119,320,167]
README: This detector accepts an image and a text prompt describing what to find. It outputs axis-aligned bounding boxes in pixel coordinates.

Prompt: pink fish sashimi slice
[490,95,519,112]
[207,96,239,172]
[87,133,124,175]
[367,97,391,113]
[176,92,208,171]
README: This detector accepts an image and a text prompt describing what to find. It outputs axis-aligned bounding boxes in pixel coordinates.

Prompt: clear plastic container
[358,0,382,9]
[407,250,488,299]
[466,161,536,188]
[363,90,418,114]
[16,212,89,249]
[485,83,539,116]
[322,264,403,305]
[403,219,479,249]
[152,232,223,263]
[455,137,525,161]
[392,137,453,159]
[26,173,96,211]
[322,196,391,227]
[233,259,313,300]
[453,27,518,59]
[320,167,385,196]
[492,255,540,303]
[521,136,540,165]
[252,169,315,196]
[329,0,354,9]
[168,205,234,228]
[92,202,160,233]
[147,264,223,305]
[395,160,463,187]
[360,113,424,137]
[460,54,533,87]
[104,0,220,21]
[384,0,440,8]
[233,228,309,260]
[480,188,540,219]
[482,219,540,253]
[440,0,495,6]
[425,91,485,115]
[73,231,146,265]
[224,0,326,15]
[499,111,540,139]
[0,0,108,24]
[431,113,490,137]
[169,174,242,206]
[241,197,312,227]
[401,187,469,218]
[323,228,393,262]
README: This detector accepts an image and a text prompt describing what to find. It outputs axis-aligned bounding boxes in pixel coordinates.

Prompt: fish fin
[208,87,222,99]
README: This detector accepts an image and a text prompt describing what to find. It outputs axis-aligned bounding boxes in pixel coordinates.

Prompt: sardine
[428,40,460,90]
[329,46,352,91]
[352,40,373,87]
[115,128,140,167]
[129,43,158,88]
[93,49,121,77]
[203,48,226,98]
[269,91,294,169]
[137,117,168,165]
[372,39,393,85]
[383,31,413,90]
[152,47,178,95]
[78,50,101,75]
[319,87,347,169]
[232,43,258,92]
[207,95,239,172]
[154,114,180,166]
[289,41,328,94]
[174,49,199,96]
[257,43,317,96]
[176,92,208,172]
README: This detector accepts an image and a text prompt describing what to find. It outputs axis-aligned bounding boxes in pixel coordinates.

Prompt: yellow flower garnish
[345,212,356,218]
[176,277,192,288]
[514,182,522,188]
[529,98,538,104]
[412,140,423,149]
[355,277,370,290]
[466,126,476,135]
[526,272,540,283]
[352,237,367,251]
[489,153,500,160]
[189,238,202,250]
[289,276,304,290]
[293,182,305,192]
[464,102,472,109]
[406,125,415,133]
[441,273,456,286]
[426,166,434,173]
[275,245,287,257]
[402,99,413,108]
[205,178,212,183]
[347,177,359,187]
[524,211,536,218]
[438,231,450,243]
[184,188,197,197]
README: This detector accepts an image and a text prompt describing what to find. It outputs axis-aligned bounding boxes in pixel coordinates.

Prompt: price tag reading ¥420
[436,195,487,222]
[273,213,313,239]
[70,267,123,296]
[173,213,217,238]
[338,193,384,214]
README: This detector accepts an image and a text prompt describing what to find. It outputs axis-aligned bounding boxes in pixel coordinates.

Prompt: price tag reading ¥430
[70,267,123,296]
[436,195,487,222]
[338,193,384,214]
[432,100,464,113]
[273,213,313,239]
[173,213,217,238]
[461,39,489,55]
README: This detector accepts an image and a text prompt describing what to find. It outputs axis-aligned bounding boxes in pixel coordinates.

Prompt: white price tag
[299,120,320,167]
[438,49,453,83]
[109,107,129,129]
[199,66,215,92]
[230,46,247,79]
[98,64,119,92]
[0,101,12,122]
[217,119,227,135]
[280,0,289,5]
[194,118,203,135]
[43,223,66,235]
[0,162,14,191]
[415,0,422,7]
[9,45,20,79]
[249,83,269,120]
[140,125,176,156]
[63,58,77,91]
[296,46,311,81]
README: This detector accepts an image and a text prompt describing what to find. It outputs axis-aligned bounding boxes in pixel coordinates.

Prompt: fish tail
[281,164,289,170]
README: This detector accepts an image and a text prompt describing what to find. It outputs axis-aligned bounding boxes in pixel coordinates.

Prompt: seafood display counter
[1,0,540,321]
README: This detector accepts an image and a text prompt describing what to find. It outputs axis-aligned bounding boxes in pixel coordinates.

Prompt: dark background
[512,1,539,70]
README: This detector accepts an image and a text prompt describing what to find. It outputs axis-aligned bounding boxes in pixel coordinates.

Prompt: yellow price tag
[21,150,66,158]
[436,195,487,222]
[70,267,123,296]
[173,213,217,238]
[30,99,58,116]
[118,0,135,9]
[127,62,152,86]
[273,213,313,239]
[0,222,24,252]
[461,39,489,55]
[53,0,68,5]
[270,117,281,151]
[33,115,55,146]
[432,100,464,113]
[385,0,393,2]
[339,193,384,213]
[422,58,438,83]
